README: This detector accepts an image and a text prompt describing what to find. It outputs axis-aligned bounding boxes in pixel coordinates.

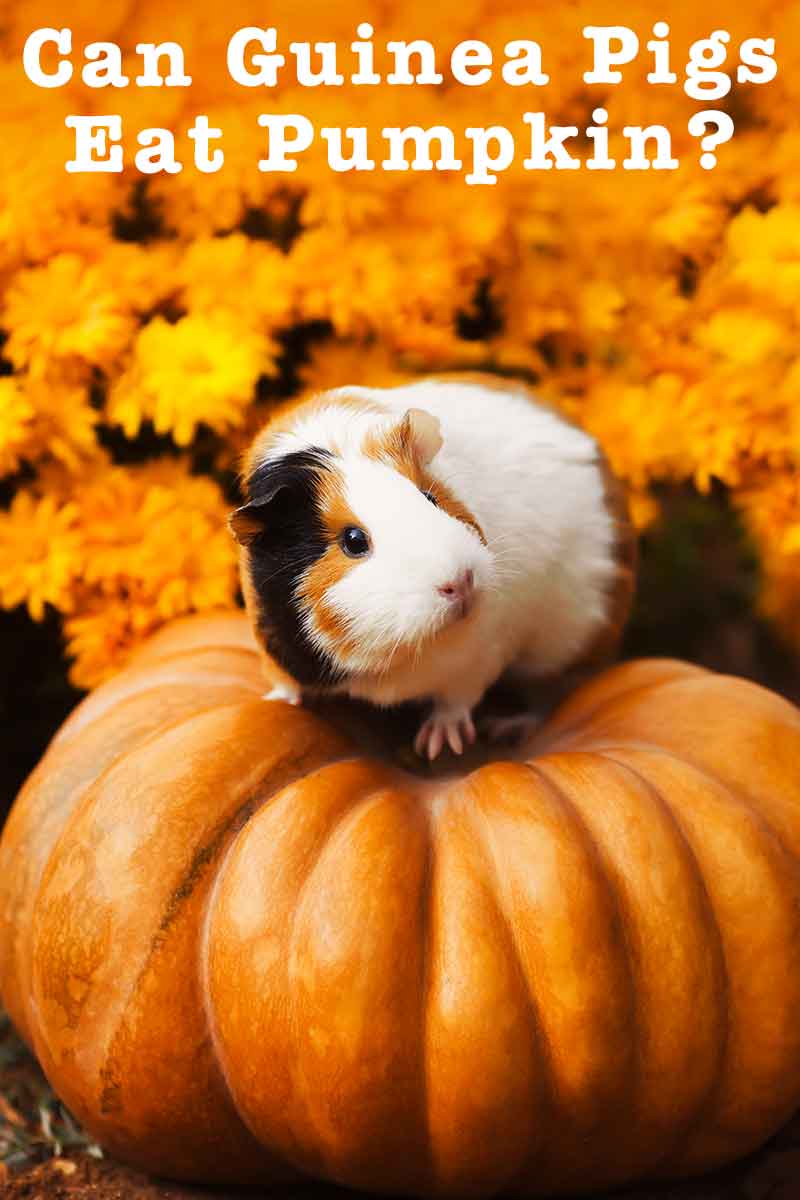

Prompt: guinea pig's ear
[399,408,443,466]
[228,478,290,546]
[230,448,331,545]
[228,498,272,547]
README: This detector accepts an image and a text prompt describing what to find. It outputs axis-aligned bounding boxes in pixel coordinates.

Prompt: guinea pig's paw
[414,704,477,760]
[262,683,302,707]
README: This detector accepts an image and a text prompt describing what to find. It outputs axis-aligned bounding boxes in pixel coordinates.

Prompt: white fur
[270,395,383,460]
[257,379,619,752]
[305,455,492,678]
[263,682,301,705]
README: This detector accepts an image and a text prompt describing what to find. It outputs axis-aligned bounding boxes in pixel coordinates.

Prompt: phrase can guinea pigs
[230,375,635,759]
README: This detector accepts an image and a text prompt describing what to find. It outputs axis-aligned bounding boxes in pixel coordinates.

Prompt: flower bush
[1,0,799,687]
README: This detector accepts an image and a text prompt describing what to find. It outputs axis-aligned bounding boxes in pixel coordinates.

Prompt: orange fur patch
[241,391,381,482]
[362,415,418,475]
[295,463,362,658]
[424,474,486,545]
[362,412,485,544]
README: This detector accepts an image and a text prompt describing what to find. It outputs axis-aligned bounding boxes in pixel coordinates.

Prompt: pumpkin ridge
[535,734,764,776]
[189,782,321,1185]
[112,729,355,1039]
[465,783,555,1188]
[124,613,254,663]
[132,641,258,666]
[591,743,800,1170]
[57,686,251,758]
[46,687,254,807]
[415,795,437,1188]
[584,741,795,860]
[541,671,800,762]
[416,773,554,1194]
[32,702,350,1169]
[130,640,257,670]
[523,761,642,1159]
[50,697,261,882]
[16,696,268,1042]
[199,761,392,1185]
[533,662,707,750]
[283,779,411,1167]
[27,680,251,823]
[161,742,361,948]
[285,774,400,948]
[53,647,263,747]
[585,749,731,1170]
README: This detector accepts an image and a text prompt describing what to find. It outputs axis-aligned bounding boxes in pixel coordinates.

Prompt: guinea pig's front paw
[414,704,477,760]
[262,683,302,707]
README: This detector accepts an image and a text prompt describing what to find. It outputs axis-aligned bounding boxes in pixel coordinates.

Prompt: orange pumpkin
[2,611,800,1196]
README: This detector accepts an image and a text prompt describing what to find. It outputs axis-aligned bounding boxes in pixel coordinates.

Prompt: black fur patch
[243,448,345,689]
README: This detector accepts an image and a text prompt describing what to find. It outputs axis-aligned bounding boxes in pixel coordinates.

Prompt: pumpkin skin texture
[2,614,800,1195]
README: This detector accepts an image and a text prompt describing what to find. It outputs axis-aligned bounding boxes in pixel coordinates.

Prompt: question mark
[688,110,735,170]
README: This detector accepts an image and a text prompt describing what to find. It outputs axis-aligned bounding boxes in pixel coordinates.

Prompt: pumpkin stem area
[307,677,543,779]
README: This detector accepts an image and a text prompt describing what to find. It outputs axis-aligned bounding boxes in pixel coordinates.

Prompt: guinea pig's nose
[438,569,475,616]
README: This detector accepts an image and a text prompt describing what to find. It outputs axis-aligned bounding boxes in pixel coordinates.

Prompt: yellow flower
[726,205,800,263]
[72,460,226,568]
[0,378,34,475]
[578,282,626,337]
[580,374,690,490]
[737,469,800,642]
[75,459,237,612]
[54,458,239,683]
[0,0,799,672]
[14,375,100,472]
[107,315,277,446]
[0,491,83,620]
[292,227,485,353]
[3,254,136,377]
[98,242,183,315]
[64,597,161,690]
[627,490,661,532]
[177,234,296,331]
[651,186,723,256]
[298,341,412,392]
[694,310,786,368]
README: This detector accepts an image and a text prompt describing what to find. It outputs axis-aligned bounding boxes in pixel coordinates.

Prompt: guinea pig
[230,375,635,759]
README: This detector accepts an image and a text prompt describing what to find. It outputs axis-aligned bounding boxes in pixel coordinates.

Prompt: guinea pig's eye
[422,489,438,506]
[340,526,371,558]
